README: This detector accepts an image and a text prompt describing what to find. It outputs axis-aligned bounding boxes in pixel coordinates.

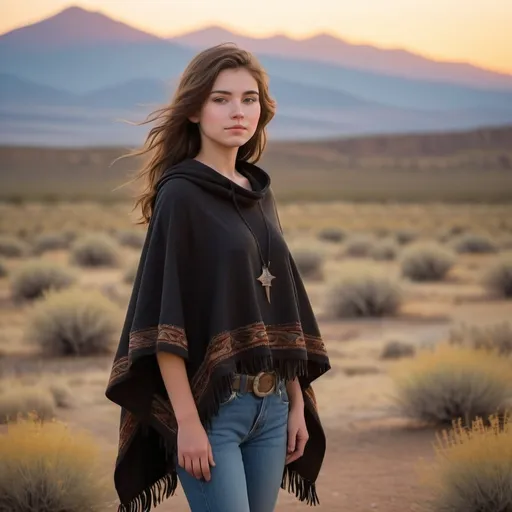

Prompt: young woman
[105,43,331,512]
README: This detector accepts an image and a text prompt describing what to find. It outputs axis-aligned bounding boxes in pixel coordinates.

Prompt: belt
[232,371,277,397]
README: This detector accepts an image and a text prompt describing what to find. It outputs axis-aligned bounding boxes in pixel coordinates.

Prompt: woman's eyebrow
[210,90,259,95]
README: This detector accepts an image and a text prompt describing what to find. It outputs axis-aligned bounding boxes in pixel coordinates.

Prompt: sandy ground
[1,246,511,512]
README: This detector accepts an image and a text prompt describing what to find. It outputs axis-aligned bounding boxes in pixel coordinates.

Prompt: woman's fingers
[200,455,212,481]
[183,451,215,480]
[191,458,203,479]
[184,456,193,476]
[208,443,216,467]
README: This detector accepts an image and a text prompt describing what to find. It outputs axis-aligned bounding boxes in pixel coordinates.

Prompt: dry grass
[449,321,512,355]
[0,386,56,424]
[0,416,109,512]
[421,413,512,512]
[3,127,512,203]
[390,343,512,426]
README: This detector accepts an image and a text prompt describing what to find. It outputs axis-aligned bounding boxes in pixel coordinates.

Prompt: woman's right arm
[156,352,216,481]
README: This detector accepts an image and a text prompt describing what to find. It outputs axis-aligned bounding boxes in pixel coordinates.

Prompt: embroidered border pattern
[119,410,139,456]
[108,321,327,411]
[108,355,129,388]
[151,394,177,434]
[191,321,328,402]
[129,324,188,354]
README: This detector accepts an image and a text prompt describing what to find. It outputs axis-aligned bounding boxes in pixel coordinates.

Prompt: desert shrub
[0,235,30,258]
[70,232,121,267]
[32,231,71,254]
[390,343,512,426]
[123,259,139,284]
[326,270,402,318]
[0,417,108,512]
[25,287,121,356]
[343,233,376,257]
[395,229,418,245]
[482,256,512,298]
[317,228,345,243]
[370,238,399,261]
[452,233,498,254]
[0,387,55,424]
[9,259,77,301]
[380,341,416,360]
[116,229,146,249]
[449,322,512,355]
[0,259,7,278]
[438,224,468,243]
[292,249,323,280]
[400,242,456,281]
[423,413,512,512]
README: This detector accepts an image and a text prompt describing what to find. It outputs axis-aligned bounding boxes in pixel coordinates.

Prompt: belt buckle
[252,371,276,397]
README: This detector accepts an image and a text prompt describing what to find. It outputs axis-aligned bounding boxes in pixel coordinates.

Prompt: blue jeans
[177,378,290,512]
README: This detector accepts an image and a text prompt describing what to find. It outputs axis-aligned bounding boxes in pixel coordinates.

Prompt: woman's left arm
[285,378,309,464]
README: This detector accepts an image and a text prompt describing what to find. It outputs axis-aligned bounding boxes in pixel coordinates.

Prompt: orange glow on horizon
[2,0,512,75]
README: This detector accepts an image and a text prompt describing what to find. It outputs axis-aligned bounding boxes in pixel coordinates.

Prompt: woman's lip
[226,126,247,130]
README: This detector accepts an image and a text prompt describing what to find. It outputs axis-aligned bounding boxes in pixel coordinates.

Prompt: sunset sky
[2,0,512,74]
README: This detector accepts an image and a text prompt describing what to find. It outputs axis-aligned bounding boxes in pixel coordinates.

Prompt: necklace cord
[229,181,271,268]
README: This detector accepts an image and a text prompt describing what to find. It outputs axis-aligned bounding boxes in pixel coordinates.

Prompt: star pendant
[257,265,276,303]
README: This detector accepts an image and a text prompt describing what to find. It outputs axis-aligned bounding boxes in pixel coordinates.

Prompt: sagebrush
[326,270,402,318]
[391,343,512,425]
[422,413,512,512]
[9,259,77,301]
[400,242,455,281]
[25,287,121,356]
[0,417,109,512]
[482,255,512,298]
[70,232,121,267]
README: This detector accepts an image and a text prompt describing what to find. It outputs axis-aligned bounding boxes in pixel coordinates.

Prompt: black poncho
[105,158,331,511]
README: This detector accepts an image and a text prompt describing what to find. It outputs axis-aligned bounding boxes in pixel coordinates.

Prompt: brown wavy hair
[116,43,276,225]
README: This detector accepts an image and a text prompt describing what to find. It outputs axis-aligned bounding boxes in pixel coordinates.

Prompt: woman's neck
[194,144,239,180]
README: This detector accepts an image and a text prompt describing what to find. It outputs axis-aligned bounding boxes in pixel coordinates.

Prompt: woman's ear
[188,114,199,124]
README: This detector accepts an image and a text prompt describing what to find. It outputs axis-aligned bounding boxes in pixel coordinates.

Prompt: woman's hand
[177,416,216,481]
[285,378,308,465]
[286,404,309,464]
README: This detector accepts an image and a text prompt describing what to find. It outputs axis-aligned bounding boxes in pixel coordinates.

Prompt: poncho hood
[106,157,331,512]
[156,157,271,207]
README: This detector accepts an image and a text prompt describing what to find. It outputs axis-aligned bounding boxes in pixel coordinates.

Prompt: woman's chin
[218,135,251,148]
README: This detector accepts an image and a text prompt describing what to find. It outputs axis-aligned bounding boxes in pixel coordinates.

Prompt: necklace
[230,182,275,303]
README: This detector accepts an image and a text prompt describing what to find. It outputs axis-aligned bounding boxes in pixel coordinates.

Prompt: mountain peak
[0,5,161,47]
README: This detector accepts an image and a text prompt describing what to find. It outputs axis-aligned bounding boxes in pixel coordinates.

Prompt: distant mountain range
[1,6,511,146]
[169,26,512,92]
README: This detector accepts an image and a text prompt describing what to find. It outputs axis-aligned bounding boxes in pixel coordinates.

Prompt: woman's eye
[213,97,227,103]
[244,97,257,103]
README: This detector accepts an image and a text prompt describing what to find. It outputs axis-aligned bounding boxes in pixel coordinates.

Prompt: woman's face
[191,67,261,149]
